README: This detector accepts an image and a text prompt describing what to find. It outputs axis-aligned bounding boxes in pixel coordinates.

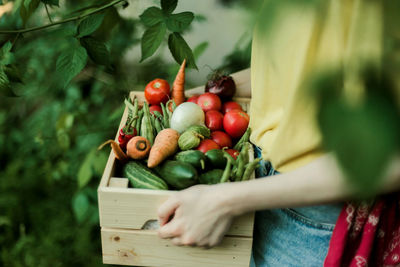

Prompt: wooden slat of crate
[101,227,252,267]
[99,185,254,236]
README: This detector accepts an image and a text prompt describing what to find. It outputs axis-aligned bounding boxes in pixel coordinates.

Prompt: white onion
[170,102,205,133]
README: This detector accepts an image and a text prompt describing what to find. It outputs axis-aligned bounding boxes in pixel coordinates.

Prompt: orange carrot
[171,59,186,106]
[98,140,128,161]
[147,129,180,168]
[126,136,151,160]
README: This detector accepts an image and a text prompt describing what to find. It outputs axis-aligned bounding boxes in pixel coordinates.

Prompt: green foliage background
[0,0,250,266]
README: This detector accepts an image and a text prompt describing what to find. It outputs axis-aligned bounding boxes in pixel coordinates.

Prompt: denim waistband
[253,145,342,226]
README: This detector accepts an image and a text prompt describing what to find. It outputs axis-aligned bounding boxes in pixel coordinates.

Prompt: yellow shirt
[249,0,382,172]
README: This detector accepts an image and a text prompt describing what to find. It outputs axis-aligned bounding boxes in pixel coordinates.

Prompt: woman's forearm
[222,153,400,216]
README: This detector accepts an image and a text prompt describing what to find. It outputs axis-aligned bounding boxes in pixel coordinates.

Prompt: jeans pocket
[282,208,336,231]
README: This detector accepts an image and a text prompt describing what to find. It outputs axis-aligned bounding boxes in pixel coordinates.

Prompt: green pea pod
[153,111,163,121]
[234,153,245,181]
[160,102,169,128]
[150,115,157,136]
[242,158,261,181]
[154,118,163,133]
[233,127,251,151]
[141,103,154,144]
[220,152,234,183]
[136,109,144,134]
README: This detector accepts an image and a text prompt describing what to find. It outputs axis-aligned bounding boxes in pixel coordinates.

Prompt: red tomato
[225,149,239,160]
[186,95,199,104]
[196,139,220,153]
[205,110,224,131]
[197,92,221,112]
[223,109,250,138]
[149,105,163,115]
[144,79,170,105]
[222,101,243,114]
[211,131,232,148]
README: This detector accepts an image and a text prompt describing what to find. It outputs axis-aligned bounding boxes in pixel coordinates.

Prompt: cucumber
[205,149,227,169]
[174,150,206,170]
[199,169,224,185]
[123,161,168,190]
[156,160,198,190]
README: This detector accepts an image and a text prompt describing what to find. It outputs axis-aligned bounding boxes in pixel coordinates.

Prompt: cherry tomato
[225,149,239,160]
[186,95,199,104]
[149,105,163,115]
[223,109,250,138]
[144,79,170,105]
[197,92,221,112]
[205,110,224,131]
[196,139,220,153]
[222,101,242,114]
[211,131,232,148]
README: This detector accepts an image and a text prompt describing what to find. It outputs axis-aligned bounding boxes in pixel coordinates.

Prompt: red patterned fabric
[324,193,400,267]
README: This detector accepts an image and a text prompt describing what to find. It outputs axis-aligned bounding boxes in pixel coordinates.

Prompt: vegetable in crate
[147,128,180,168]
[156,160,198,190]
[171,59,186,106]
[197,139,220,153]
[123,161,168,190]
[186,95,199,104]
[205,110,224,131]
[223,109,250,138]
[174,150,206,170]
[197,92,222,112]
[199,169,224,185]
[170,102,205,133]
[144,78,170,105]
[205,149,227,169]
[205,72,236,100]
[126,136,151,160]
[225,148,239,160]
[118,126,137,150]
[98,140,129,161]
[178,125,210,150]
[222,101,243,114]
[211,131,232,148]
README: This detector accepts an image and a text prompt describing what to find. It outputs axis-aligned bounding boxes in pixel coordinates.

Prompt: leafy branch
[139,0,198,69]
[0,0,127,34]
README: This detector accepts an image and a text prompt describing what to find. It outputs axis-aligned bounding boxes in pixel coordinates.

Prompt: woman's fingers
[158,219,182,239]
[157,195,180,226]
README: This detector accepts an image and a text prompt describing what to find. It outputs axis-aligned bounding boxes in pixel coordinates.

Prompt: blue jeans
[250,146,343,267]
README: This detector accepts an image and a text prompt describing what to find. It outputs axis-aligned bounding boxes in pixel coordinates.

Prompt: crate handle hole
[141,219,160,230]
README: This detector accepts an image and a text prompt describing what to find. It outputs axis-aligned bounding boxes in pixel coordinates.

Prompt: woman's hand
[157,184,235,247]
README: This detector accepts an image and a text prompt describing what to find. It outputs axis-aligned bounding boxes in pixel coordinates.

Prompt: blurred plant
[0,0,201,266]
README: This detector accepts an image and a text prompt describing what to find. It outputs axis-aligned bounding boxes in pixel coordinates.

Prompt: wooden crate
[98,71,254,267]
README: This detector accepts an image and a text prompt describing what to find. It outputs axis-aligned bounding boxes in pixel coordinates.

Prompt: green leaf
[0,68,13,96]
[4,65,23,83]
[77,13,105,38]
[167,32,197,69]
[19,0,40,26]
[0,41,13,66]
[193,41,208,60]
[56,45,88,88]
[80,37,110,66]
[40,0,59,6]
[139,7,163,27]
[72,191,90,223]
[77,150,94,188]
[140,22,167,62]
[161,0,177,14]
[165,12,194,32]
